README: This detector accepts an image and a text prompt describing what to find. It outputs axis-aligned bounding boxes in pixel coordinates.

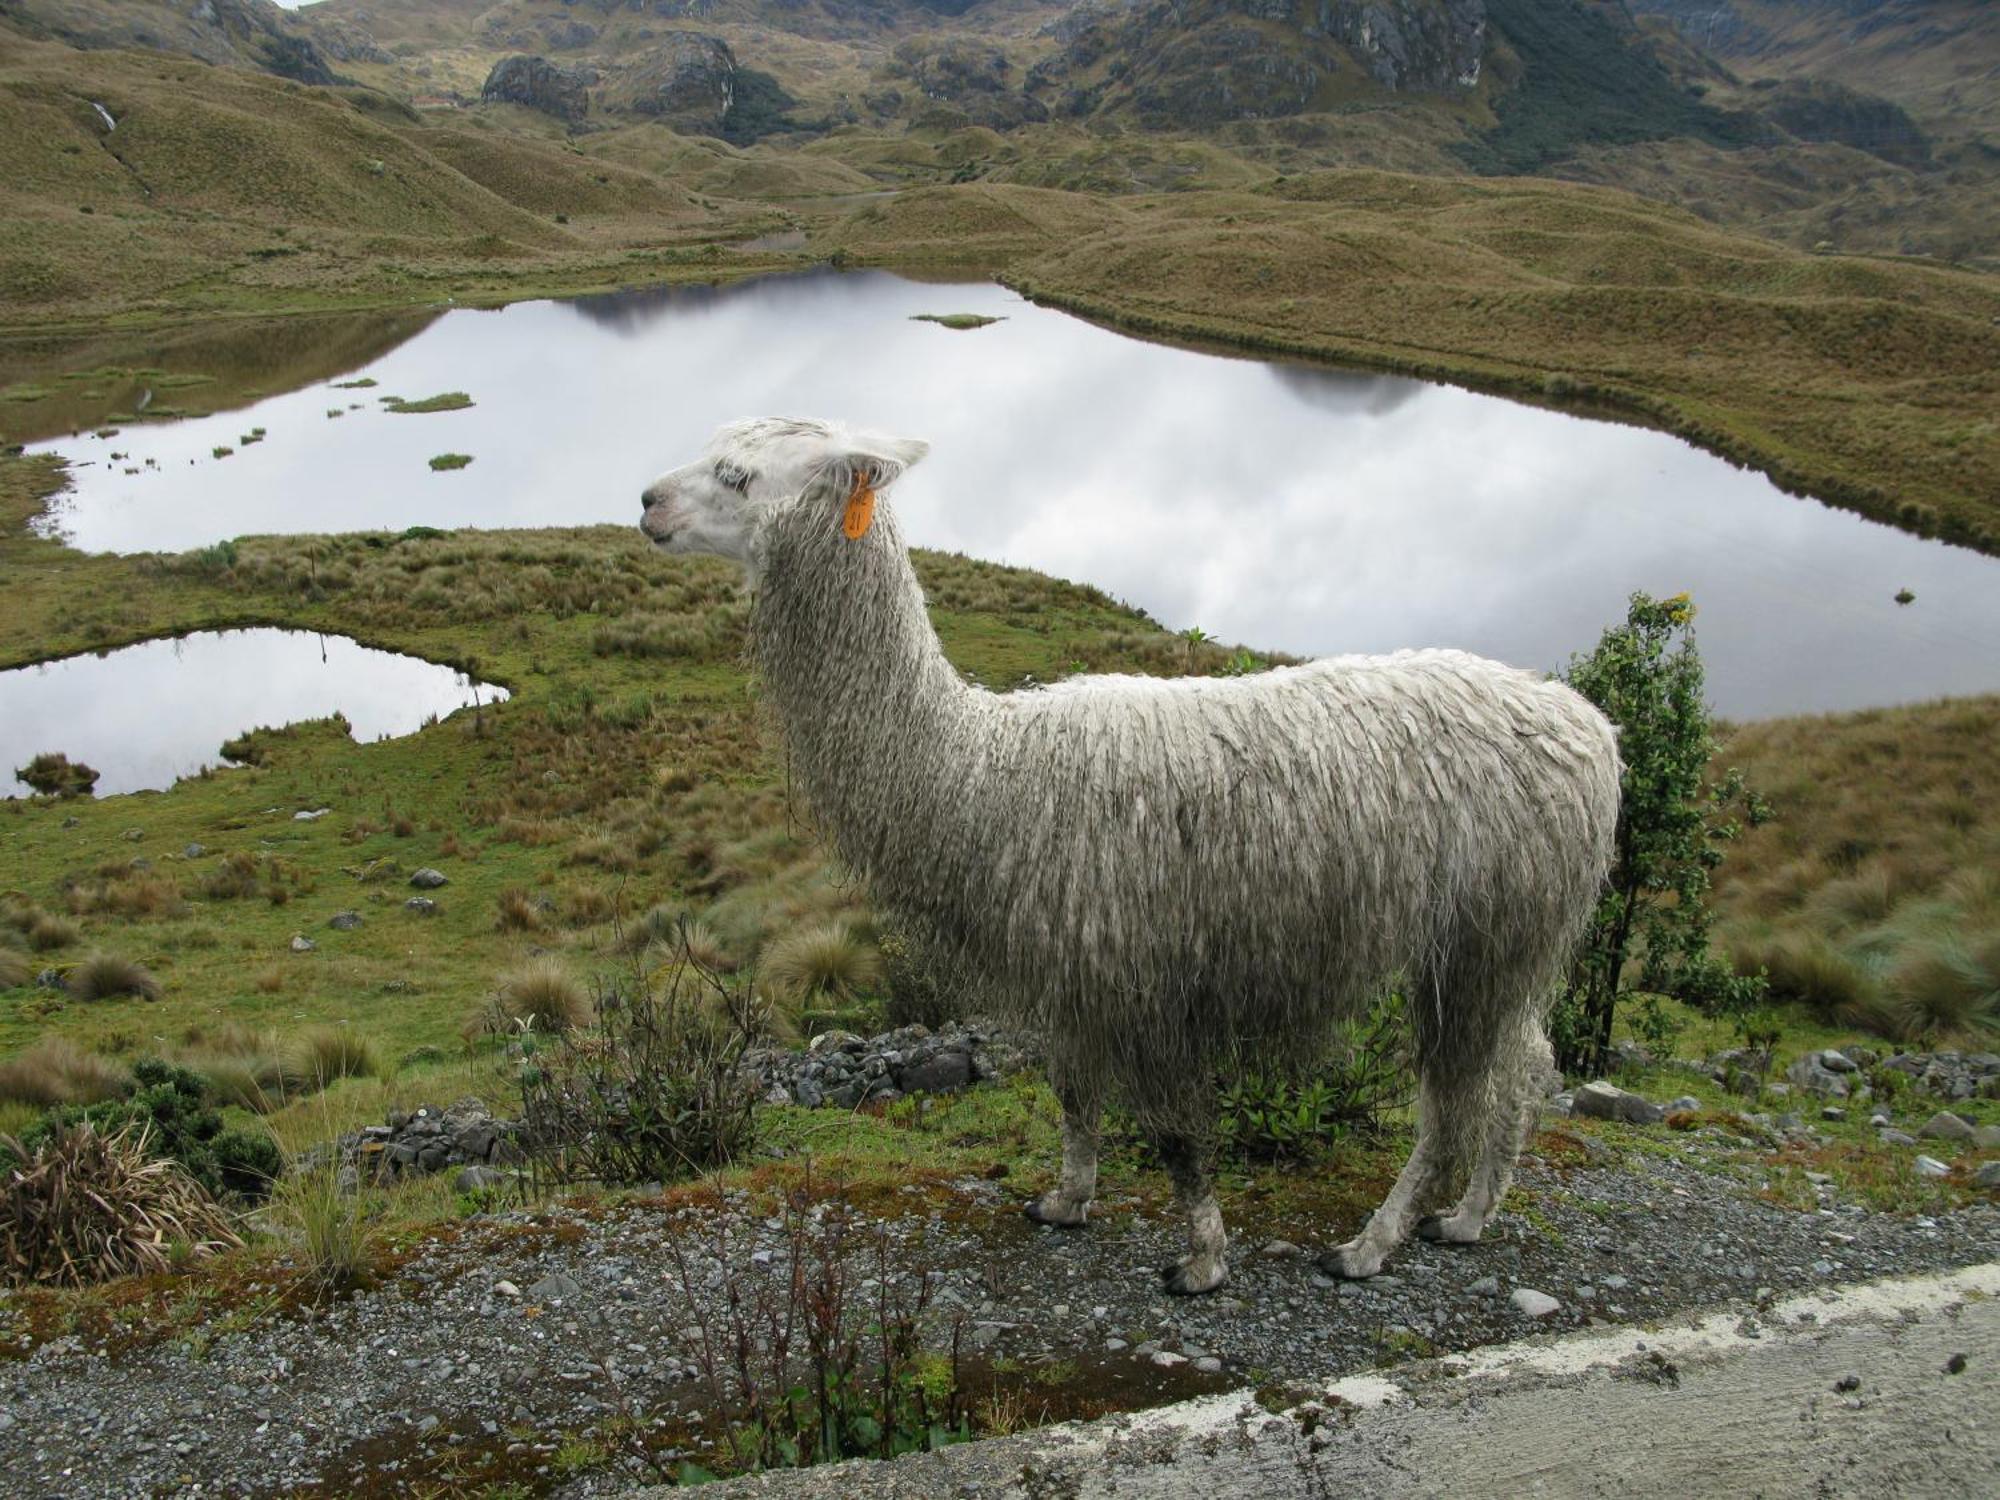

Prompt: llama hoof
[1416,1213,1483,1245]
[1023,1196,1089,1229]
[1160,1260,1227,1297]
[1318,1243,1383,1281]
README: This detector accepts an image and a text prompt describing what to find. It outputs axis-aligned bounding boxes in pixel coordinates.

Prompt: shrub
[212,1126,283,1196]
[15,752,99,798]
[518,959,759,1185]
[761,922,881,1009]
[1219,991,1411,1161]
[288,1027,379,1089]
[0,1037,129,1108]
[66,952,163,1002]
[879,926,954,1029]
[0,1122,241,1286]
[492,958,589,1033]
[29,1059,259,1199]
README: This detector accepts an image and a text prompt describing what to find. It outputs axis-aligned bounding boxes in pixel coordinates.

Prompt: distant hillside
[0,0,1993,263]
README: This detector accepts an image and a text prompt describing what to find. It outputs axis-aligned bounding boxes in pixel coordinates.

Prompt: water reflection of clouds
[28,271,2000,718]
[1,631,506,797]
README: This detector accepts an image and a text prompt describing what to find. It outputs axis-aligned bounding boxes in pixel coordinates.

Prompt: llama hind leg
[1320,1079,1463,1280]
[1156,1133,1228,1296]
[1025,1074,1102,1229]
[1420,1021,1552,1245]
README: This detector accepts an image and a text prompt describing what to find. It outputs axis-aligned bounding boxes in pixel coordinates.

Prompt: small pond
[1,630,507,797]
[19,270,2000,718]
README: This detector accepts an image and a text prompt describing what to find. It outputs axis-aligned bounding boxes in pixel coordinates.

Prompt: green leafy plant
[1553,593,1768,1075]
[1219,992,1410,1160]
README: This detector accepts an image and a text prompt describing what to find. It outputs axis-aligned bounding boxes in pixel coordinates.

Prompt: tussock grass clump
[66,951,163,1002]
[1731,933,1880,1021]
[273,1164,373,1294]
[492,958,589,1033]
[760,921,881,1009]
[1888,932,2000,1042]
[0,948,29,990]
[27,912,80,952]
[0,1038,129,1108]
[14,752,99,798]
[558,881,616,928]
[495,887,543,932]
[0,1123,241,1287]
[288,1028,379,1090]
[65,870,187,920]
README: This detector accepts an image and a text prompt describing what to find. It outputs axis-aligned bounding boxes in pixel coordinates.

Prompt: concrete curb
[634,1262,2000,1498]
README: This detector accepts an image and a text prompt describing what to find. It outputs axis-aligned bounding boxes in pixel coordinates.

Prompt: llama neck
[751,497,978,884]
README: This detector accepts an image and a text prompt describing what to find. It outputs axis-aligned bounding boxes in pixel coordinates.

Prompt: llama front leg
[1024,1074,1101,1228]
[1157,1134,1228,1296]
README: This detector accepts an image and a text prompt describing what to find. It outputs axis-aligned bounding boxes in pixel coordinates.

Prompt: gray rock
[328,911,363,931]
[1511,1288,1561,1318]
[899,1048,972,1095]
[1668,1096,1702,1114]
[409,868,449,889]
[182,842,205,858]
[1821,1107,1847,1122]
[528,1273,582,1303]
[1973,1161,2000,1189]
[1467,1275,1500,1297]
[1975,1125,2000,1150]
[1818,1049,1858,1073]
[293,808,329,822]
[1786,1054,1850,1099]
[1880,1129,1918,1147]
[1919,1111,1975,1143]
[404,896,437,914]
[1913,1156,1951,1179]
[290,935,315,953]
[1573,1081,1665,1125]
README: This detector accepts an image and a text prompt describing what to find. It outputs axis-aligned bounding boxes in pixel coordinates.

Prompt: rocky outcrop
[891,39,1050,128]
[481,54,593,124]
[306,1097,522,1188]
[9,0,339,84]
[617,34,739,133]
[1031,0,1488,127]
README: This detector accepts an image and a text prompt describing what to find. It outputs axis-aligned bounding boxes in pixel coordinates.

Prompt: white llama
[641,417,1619,1292]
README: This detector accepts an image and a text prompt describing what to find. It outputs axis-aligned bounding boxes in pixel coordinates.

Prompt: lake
[0,631,507,797]
[21,270,2000,718]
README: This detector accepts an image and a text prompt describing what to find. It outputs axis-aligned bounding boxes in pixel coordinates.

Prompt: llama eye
[714,462,750,495]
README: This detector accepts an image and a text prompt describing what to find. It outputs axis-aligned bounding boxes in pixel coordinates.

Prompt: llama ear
[835,434,929,491]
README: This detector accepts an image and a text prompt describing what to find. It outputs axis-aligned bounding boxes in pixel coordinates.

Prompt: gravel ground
[1,1132,1995,1498]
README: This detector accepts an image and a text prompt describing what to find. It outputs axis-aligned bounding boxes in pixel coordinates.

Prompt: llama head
[640,417,929,566]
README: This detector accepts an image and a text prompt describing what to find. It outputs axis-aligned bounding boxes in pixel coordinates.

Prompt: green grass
[385,392,472,415]
[910,313,1003,330]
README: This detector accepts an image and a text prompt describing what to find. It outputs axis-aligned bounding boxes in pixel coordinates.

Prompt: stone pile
[308,1097,522,1189]
[742,1020,1035,1110]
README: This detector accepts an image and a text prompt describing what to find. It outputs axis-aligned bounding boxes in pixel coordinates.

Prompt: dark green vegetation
[386,392,473,414]
[1555,594,1766,1074]
[427,452,473,471]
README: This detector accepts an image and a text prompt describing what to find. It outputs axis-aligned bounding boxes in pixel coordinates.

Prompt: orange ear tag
[841,472,877,540]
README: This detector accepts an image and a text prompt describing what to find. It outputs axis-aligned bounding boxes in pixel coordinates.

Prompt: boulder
[1786,1053,1851,1099]
[481,55,591,124]
[1918,1111,1975,1143]
[1974,1161,2000,1190]
[899,1048,973,1095]
[409,868,449,889]
[1913,1155,1951,1179]
[1572,1080,1666,1125]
